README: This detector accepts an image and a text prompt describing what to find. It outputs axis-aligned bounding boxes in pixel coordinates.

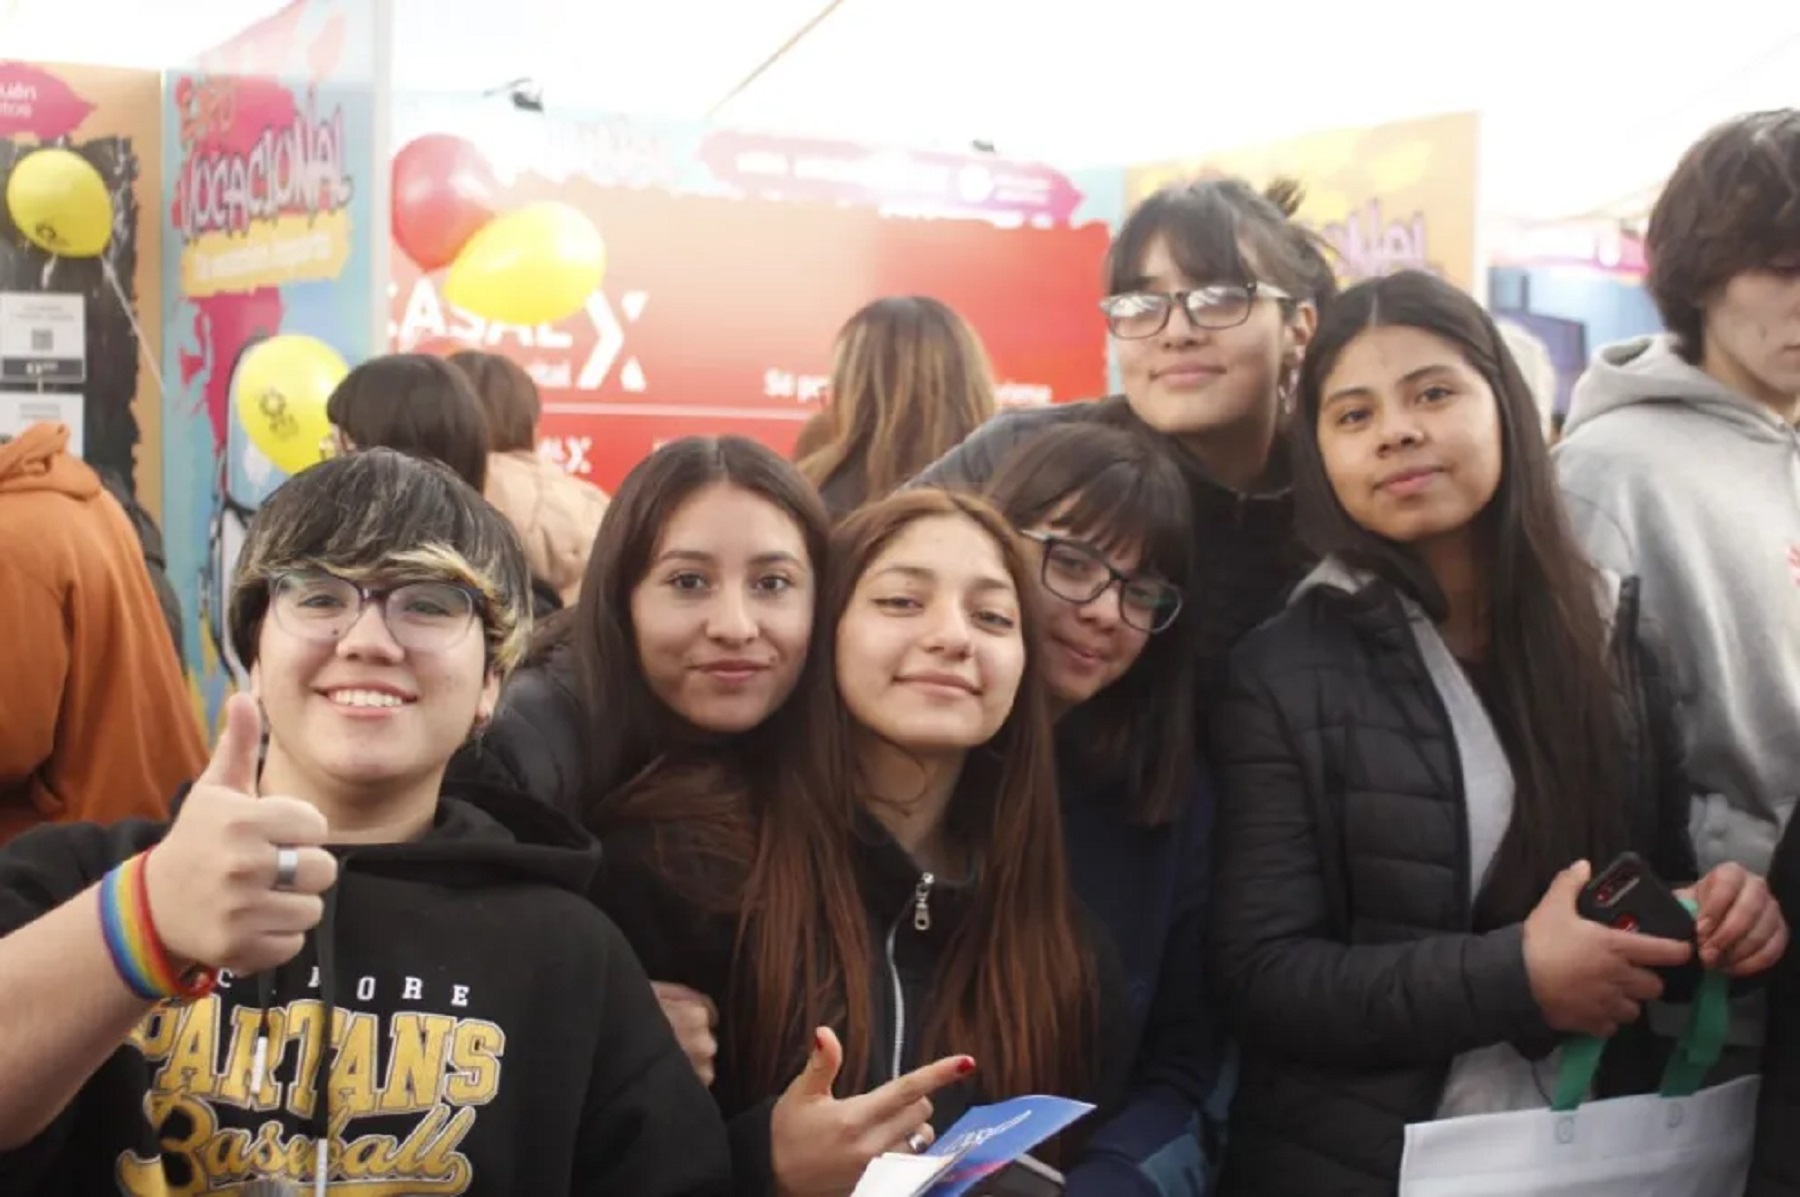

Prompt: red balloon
[391,134,502,273]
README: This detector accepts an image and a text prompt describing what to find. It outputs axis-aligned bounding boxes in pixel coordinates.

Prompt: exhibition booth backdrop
[3,0,1664,729]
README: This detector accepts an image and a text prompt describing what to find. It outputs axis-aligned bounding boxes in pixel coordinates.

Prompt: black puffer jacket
[1206,570,1697,1196]
[914,397,1307,692]
[448,647,588,818]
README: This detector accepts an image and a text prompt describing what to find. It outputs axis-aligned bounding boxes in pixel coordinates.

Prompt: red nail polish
[957,1057,976,1075]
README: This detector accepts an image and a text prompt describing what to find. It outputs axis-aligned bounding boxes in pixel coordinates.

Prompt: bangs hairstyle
[1647,109,1800,361]
[228,448,533,674]
[448,349,541,453]
[1106,175,1339,307]
[1291,270,1628,929]
[543,435,831,824]
[325,353,492,492]
[984,423,1197,825]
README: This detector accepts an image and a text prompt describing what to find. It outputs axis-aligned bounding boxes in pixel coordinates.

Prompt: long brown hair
[797,297,997,511]
[1290,271,1628,928]
[533,435,830,825]
[612,489,1099,1110]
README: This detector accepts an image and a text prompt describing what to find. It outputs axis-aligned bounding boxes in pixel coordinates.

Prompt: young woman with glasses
[916,177,1338,692]
[0,449,732,1195]
[983,424,1222,1196]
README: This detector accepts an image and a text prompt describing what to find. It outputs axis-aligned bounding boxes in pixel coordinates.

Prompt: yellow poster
[0,60,164,515]
[1125,111,1480,293]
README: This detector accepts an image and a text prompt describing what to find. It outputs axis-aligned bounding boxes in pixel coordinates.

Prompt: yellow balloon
[444,201,605,326]
[5,148,114,258]
[232,335,349,477]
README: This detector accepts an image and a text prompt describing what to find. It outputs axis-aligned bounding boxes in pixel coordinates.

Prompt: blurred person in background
[0,423,206,843]
[1497,319,1560,441]
[325,352,556,623]
[325,353,491,493]
[798,296,997,517]
[1558,110,1800,886]
[451,350,609,608]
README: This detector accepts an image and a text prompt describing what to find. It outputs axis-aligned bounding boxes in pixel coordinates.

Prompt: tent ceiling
[6,0,1799,220]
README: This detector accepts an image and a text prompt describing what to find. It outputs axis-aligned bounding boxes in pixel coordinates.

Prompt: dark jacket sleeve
[599,826,781,1192]
[726,1100,778,1197]
[1206,659,1545,1070]
[571,913,733,1196]
[910,407,1062,492]
[1087,908,1139,1117]
[449,661,587,819]
[0,818,157,935]
[0,819,159,1187]
[1748,817,1800,1195]
[592,825,721,986]
[1068,781,1226,1197]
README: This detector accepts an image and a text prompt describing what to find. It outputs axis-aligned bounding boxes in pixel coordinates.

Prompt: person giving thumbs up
[0,693,338,1151]
[142,693,338,976]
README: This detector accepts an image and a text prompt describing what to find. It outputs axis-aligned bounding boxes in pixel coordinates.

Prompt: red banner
[389,178,1111,491]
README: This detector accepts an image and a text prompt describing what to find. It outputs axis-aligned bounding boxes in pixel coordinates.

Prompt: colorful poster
[1125,112,1481,293]
[389,100,1118,492]
[161,0,378,728]
[0,61,162,510]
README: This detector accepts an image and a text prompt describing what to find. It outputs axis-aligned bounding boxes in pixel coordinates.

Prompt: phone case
[1577,851,1700,1003]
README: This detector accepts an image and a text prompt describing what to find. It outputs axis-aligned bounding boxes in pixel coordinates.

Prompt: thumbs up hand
[142,694,339,976]
[769,1026,975,1197]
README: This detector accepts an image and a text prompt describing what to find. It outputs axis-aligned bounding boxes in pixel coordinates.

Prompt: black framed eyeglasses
[269,570,482,653]
[1098,281,1291,339]
[1022,532,1183,634]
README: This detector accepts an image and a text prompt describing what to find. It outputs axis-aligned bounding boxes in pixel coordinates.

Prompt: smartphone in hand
[1577,851,1699,1002]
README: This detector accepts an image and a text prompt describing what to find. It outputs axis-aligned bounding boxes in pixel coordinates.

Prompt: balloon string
[101,256,168,405]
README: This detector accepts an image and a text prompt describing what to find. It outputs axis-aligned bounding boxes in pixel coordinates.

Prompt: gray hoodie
[1555,334,1800,878]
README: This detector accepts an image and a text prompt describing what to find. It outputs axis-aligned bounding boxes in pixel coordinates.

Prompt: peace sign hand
[770,1026,975,1197]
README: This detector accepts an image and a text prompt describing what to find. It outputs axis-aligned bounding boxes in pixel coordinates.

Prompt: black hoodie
[598,811,1135,1196]
[0,782,732,1196]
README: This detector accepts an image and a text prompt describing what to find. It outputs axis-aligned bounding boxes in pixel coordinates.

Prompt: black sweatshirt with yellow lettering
[0,781,730,1196]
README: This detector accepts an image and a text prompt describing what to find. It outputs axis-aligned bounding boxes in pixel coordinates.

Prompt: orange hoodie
[0,423,207,842]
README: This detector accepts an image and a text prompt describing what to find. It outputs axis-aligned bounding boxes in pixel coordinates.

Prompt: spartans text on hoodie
[0,784,732,1196]
[1556,334,1800,878]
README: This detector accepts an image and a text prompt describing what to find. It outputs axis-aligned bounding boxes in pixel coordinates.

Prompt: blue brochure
[922,1095,1094,1196]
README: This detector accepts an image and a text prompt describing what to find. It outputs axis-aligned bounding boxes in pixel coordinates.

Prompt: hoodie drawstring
[311,883,340,1197]
[247,875,343,1196]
